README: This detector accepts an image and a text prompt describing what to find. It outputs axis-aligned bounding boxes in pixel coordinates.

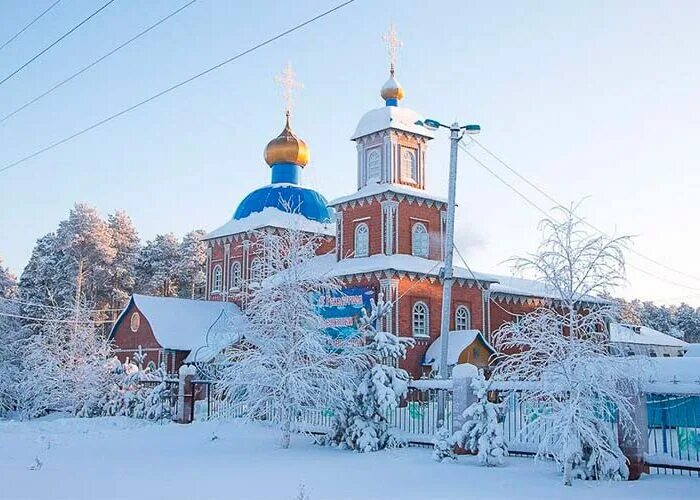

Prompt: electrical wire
[0,0,117,87]
[0,295,123,313]
[0,0,199,124]
[0,0,357,175]
[0,0,63,52]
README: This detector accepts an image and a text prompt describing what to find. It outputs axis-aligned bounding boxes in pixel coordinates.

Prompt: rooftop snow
[489,274,608,304]
[351,106,435,140]
[112,294,243,352]
[328,182,447,207]
[423,330,494,372]
[204,206,336,240]
[610,322,689,348]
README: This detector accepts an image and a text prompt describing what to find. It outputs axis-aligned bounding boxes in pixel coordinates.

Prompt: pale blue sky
[1,0,699,305]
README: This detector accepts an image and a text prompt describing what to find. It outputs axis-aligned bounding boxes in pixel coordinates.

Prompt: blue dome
[233,183,333,223]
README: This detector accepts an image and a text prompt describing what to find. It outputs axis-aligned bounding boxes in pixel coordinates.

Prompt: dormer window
[401,148,417,182]
[354,223,369,257]
[367,150,381,183]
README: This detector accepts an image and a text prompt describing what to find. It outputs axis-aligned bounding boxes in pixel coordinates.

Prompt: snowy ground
[0,416,696,500]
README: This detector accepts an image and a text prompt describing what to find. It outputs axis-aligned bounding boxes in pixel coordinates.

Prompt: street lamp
[416,118,481,423]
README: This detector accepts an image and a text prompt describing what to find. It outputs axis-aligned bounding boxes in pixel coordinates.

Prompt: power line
[470,137,700,284]
[458,142,700,293]
[0,310,115,324]
[0,0,199,125]
[0,0,117,88]
[0,0,63,53]
[0,0,357,175]
[0,295,122,313]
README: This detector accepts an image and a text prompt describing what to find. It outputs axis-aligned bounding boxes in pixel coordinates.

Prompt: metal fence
[646,393,700,476]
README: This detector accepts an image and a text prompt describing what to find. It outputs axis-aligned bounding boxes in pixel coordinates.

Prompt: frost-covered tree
[19,233,66,321]
[0,257,17,299]
[221,227,362,448]
[432,421,456,462]
[107,210,140,309]
[492,204,638,485]
[135,233,181,297]
[453,370,507,466]
[325,295,413,452]
[0,283,23,417]
[178,229,206,299]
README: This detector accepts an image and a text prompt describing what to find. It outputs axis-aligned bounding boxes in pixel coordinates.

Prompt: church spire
[380,23,404,106]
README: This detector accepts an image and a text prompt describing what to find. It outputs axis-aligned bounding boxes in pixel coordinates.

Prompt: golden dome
[380,71,405,101]
[264,113,310,167]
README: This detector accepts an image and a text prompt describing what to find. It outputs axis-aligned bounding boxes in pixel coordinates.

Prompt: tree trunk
[563,458,573,486]
[281,417,291,449]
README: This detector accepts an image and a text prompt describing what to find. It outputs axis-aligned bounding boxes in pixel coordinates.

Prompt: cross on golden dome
[382,23,403,76]
[275,61,303,117]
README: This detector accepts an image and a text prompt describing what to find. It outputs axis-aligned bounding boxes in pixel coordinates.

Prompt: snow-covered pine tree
[452,370,506,466]
[221,226,363,448]
[0,256,17,299]
[492,204,638,485]
[107,210,140,310]
[18,233,66,322]
[432,421,456,462]
[142,364,173,422]
[0,263,22,417]
[178,229,207,299]
[325,295,413,452]
[135,233,181,297]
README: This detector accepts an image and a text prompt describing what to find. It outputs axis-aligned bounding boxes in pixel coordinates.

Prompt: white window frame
[455,305,471,331]
[354,223,369,257]
[401,148,417,182]
[230,261,241,289]
[412,301,429,337]
[212,265,223,292]
[367,149,381,183]
[411,222,429,258]
[249,257,263,283]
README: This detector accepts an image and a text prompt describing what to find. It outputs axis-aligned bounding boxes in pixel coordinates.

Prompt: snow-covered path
[0,416,696,500]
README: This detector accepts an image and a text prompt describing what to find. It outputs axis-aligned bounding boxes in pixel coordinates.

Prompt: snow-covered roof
[489,274,608,304]
[327,182,447,207]
[112,294,243,351]
[204,206,336,240]
[422,330,494,372]
[610,323,689,348]
[308,253,499,283]
[644,357,700,385]
[351,105,435,140]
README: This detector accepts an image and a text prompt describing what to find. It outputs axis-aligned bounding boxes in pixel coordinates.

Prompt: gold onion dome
[380,70,405,101]
[264,113,309,167]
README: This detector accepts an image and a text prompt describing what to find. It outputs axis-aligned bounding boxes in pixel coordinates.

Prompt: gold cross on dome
[275,62,303,116]
[382,23,403,75]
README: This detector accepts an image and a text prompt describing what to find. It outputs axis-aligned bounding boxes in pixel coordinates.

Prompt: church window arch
[230,262,241,289]
[412,301,429,337]
[354,223,369,257]
[401,148,417,182]
[212,265,223,292]
[455,305,471,330]
[367,150,381,183]
[411,222,429,258]
[250,257,263,283]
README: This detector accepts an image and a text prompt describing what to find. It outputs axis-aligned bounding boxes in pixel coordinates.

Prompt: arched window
[212,265,223,291]
[455,305,471,330]
[412,301,429,337]
[411,222,429,258]
[146,361,157,372]
[230,261,241,289]
[367,150,381,183]
[250,257,263,282]
[354,223,369,257]
[401,148,417,181]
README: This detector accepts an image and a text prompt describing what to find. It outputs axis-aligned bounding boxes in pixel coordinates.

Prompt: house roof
[111,294,243,352]
[610,322,689,348]
[327,183,446,208]
[351,105,435,141]
[423,329,495,373]
[489,274,608,304]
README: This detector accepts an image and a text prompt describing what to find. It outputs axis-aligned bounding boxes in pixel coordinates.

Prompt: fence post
[177,364,196,424]
[619,390,649,480]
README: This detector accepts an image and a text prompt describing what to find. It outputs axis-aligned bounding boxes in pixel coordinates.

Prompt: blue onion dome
[232,113,332,223]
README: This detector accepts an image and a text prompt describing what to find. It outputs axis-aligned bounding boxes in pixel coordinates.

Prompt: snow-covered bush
[325,295,414,452]
[453,370,506,466]
[492,204,638,485]
[432,420,456,462]
[221,226,364,448]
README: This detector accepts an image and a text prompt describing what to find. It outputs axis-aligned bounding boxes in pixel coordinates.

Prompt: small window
[401,148,417,182]
[250,257,263,282]
[649,352,658,358]
[367,150,381,183]
[411,222,429,258]
[213,265,223,291]
[146,361,157,372]
[455,305,471,331]
[412,301,429,337]
[354,223,369,257]
[130,312,140,332]
[230,261,241,289]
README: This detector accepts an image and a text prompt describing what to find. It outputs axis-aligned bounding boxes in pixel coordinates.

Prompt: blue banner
[314,286,376,340]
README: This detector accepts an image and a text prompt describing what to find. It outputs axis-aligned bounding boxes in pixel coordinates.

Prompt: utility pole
[416,118,480,423]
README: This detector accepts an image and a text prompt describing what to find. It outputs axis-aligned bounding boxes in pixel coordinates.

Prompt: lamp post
[416,118,481,423]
